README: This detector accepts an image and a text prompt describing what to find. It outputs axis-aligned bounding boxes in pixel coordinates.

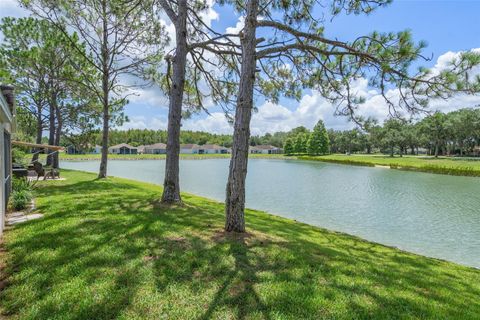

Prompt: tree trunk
[53,105,62,169]
[46,101,55,166]
[98,0,110,179]
[32,111,43,162]
[98,100,109,178]
[434,142,439,158]
[161,0,188,204]
[224,0,258,233]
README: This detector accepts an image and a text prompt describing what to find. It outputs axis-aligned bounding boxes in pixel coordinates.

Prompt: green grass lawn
[299,154,480,176]
[1,170,479,319]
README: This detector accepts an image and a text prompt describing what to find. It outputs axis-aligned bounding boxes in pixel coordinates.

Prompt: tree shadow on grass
[1,172,480,319]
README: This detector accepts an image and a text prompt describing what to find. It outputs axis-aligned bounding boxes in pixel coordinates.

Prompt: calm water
[61,159,480,268]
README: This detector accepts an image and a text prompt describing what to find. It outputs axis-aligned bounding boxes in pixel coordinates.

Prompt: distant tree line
[61,108,480,158]
[328,108,480,157]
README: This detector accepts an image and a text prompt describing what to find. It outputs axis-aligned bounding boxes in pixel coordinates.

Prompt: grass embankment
[299,154,480,177]
[1,171,480,319]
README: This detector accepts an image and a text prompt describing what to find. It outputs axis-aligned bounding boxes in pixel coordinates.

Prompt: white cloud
[119,116,148,130]
[169,48,480,135]
[128,87,168,108]
[183,112,233,133]
[119,115,168,131]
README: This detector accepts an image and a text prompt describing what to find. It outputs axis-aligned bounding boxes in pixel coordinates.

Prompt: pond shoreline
[60,158,480,268]
[56,168,480,270]
[59,153,480,178]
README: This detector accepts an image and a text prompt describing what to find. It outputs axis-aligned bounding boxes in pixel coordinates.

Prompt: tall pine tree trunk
[98,0,110,179]
[32,111,43,162]
[224,0,258,233]
[46,100,55,166]
[161,0,188,204]
[53,105,62,169]
[98,97,109,178]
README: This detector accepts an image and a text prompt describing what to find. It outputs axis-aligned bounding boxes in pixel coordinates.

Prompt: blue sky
[1,0,480,134]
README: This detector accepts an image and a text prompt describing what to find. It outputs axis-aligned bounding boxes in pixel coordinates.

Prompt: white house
[92,145,102,154]
[249,145,283,154]
[1,85,15,236]
[180,144,200,154]
[108,143,138,155]
[144,143,167,154]
[201,144,229,154]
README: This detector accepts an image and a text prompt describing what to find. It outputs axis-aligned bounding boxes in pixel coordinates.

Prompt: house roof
[0,84,14,124]
[0,85,15,114]
[145,143,167,149]
[201,144,228,150]
[108,143,137,149]
[180,144,200,149]
[250,145,280,150]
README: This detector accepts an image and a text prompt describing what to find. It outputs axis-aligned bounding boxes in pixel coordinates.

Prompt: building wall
[204,149,228,154]
[0,119,12,236]
[180,149,198,154]
[145,148,166,154]
[0,123,5,234]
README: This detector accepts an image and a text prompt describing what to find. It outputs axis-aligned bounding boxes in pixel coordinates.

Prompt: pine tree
[284,138,294,155]
[307,120,330,155]
[294,133,308,154]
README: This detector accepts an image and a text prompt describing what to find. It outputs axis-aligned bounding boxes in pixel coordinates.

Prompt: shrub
[12,147,28,166]
[11,189,33,211]
[12,177,34,193]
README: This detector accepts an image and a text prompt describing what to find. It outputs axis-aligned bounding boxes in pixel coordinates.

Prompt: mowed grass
[299,154,480,176]
[1,170,480,319]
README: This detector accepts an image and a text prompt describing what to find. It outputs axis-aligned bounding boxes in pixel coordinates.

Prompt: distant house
[200,144,229,154]
[144,143,167,154]
[249,145,283,154]
[136,145,145,154]
[66,145,81,154]
[417,147,429,155]
[1,85,15,236]
[108,143,138,155]
[92,145,102,154]
[180,144,200,154]
[474,146,480,157]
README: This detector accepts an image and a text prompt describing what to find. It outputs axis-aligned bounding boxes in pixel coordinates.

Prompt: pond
[61,159,480,268]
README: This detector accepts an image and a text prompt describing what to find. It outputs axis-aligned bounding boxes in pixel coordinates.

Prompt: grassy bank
[1,171,480,319]
[58,153,289,161]
[299,154,480,177]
